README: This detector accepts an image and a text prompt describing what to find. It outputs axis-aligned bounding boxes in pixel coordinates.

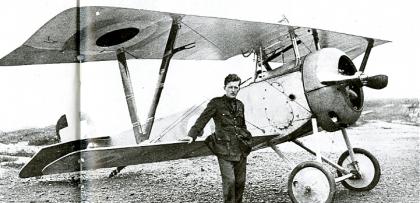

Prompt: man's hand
[179,136,194,144]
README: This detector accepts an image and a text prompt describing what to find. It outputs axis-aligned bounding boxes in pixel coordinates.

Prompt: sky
[0,0,418,134]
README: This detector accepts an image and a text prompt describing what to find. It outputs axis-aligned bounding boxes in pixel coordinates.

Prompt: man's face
[224,81,240,98]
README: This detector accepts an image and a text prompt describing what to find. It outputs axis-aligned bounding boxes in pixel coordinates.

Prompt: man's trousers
[217,156,247,203]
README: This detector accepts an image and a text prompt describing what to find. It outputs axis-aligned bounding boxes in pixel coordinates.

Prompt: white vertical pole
[62,64,81,142]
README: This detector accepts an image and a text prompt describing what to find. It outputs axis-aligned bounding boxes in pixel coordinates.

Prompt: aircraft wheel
[288,161,336,203]
[337,148,380,191]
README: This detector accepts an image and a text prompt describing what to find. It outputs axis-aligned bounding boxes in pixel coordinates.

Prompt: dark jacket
[188,95,252,161]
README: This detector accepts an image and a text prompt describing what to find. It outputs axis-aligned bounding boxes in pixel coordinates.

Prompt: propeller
[360,74,388,89]
[321,74,388,89]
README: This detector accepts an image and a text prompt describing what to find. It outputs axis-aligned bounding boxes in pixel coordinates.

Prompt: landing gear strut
[271,122,381,203]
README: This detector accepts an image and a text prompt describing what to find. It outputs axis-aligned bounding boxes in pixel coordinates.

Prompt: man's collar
[223,94,236,101]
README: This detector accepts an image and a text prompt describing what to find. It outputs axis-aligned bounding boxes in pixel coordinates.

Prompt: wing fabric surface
[42,134,277,175]
[0,6,388,66]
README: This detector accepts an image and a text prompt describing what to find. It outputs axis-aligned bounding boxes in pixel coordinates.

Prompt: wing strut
[288,27,301,66]
[359,38,374,72]
[312,29,321,50]
[144,16,195,138]
[109,17,195,178]
[117,48,146,143]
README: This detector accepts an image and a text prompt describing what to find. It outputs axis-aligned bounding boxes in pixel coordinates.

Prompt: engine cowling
[302,48,363,132]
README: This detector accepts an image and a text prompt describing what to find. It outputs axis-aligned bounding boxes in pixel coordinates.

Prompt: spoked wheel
[288,161,336,203]
[337,148,381,191]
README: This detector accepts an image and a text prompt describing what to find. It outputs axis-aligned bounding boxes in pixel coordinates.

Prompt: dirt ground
[0,121,419,202]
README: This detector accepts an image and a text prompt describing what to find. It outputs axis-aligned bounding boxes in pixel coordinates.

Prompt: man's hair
[224,74,241,86]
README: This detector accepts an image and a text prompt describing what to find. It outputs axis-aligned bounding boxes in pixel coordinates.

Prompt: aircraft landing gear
[270,123,381,203]
[336,148,381,191]
[337,128,381,191]
[288,161,335,203]
[271,143,337,203]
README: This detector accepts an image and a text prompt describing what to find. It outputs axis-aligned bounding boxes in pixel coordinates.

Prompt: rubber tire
[337,148,381,191]
[288,161,336,203]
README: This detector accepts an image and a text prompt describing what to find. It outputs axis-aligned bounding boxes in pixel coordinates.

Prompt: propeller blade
[321,74,388,89]
[362,74,388,89]
[321,76,360,87]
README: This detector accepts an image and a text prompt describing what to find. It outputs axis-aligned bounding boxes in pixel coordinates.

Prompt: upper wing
[0,6,389,66]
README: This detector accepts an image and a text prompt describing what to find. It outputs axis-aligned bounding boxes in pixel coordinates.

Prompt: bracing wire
[264,80,311,113]
[152,99,210,142]
[297,35,313,54]
[124,50,140,59]
[179,21,225,55]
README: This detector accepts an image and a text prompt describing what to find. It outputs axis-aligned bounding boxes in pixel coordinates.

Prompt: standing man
[186,74,252,203]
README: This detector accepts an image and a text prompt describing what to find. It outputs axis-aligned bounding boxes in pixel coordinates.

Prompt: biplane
[0,6,389,203]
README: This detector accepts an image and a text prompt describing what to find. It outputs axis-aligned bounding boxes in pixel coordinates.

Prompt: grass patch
[2,162,25,169]
[0,125,59,146]
[0,149,35,157]
[360,98,419,125]
[0,156,18,163]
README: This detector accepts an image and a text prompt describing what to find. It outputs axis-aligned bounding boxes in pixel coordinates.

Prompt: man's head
[224,74,241,98]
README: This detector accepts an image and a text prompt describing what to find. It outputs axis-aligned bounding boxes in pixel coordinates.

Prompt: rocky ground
[0,121,419,202]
